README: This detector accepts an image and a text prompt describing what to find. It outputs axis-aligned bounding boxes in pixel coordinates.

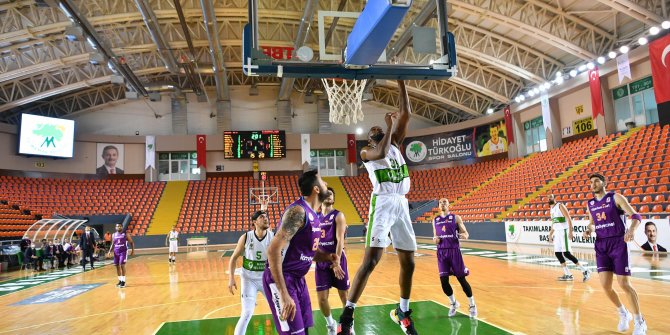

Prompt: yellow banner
[573,117,594,134]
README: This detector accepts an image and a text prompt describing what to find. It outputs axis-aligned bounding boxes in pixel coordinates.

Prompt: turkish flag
[196,135,206,168]
[503,106,514,144]
[650,34,670,104]
[347,134,357,163]
[588,67,605,119]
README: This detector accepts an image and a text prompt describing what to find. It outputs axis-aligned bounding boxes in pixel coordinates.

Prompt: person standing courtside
[80,226,96,271]
[547,194,590,282]
[583,173,646,334]
[165,226,179,263]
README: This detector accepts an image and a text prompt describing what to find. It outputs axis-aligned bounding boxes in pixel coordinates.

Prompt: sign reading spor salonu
[402,130,474,166]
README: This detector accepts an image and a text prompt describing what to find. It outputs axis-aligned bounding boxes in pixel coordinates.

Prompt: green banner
[612,85,629,100]
[524,116,543,130]
[629,76,653,94]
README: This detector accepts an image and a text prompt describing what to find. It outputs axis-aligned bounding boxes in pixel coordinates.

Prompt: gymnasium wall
[131,222,507,248]
[72,86,438,136]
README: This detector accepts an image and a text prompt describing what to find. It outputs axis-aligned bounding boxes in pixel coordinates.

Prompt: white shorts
[366,194,416,251]
[169,241,178,253]
[240,275,265,301]
[553,229,572,253]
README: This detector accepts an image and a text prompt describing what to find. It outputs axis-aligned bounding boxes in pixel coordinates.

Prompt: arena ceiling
[0,0,666,125]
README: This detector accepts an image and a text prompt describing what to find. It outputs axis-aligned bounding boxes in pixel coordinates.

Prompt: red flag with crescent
[196,135,206,168]
[347,134,356,163]
[503,106,514,144]
[650,34,670,104]
[588,67,605,119]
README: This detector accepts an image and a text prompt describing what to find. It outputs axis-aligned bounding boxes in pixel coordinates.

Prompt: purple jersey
[112,232,128,252]
[588,192,626,239]
[318,209,340,253]
[272,197,321,277]
[434,213,459,249]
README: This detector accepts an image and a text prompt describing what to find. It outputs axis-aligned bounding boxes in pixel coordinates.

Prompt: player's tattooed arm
[266,205,305,322]
[278,205,306,241]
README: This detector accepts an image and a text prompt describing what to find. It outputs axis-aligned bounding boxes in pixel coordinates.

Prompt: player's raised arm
[361,114,397,162]
[267,205,306,321]
[392,80,412,146]
[614,193,642,242]
[227,234,246,295]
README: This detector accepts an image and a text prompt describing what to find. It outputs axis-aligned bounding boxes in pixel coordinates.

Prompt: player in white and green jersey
[547,194,590,282]
[339,80,418,335]
[228,209,274,335]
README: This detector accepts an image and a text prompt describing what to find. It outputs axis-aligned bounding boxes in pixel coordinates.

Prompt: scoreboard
[224,130,286,159]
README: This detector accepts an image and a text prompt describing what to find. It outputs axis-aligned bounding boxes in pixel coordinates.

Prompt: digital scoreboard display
[224,130,286,159]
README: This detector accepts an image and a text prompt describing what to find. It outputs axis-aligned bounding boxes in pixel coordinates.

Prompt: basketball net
[321,78,367,125]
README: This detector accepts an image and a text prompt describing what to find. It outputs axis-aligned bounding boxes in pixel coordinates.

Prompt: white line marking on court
[203,303,241,319]
[463,251,498,255]
[151,322,166,335]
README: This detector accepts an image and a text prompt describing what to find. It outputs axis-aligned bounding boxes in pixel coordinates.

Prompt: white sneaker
[469,305,478,318]
[618,310,632,332]
[326,323,336,335]
[582,270,591,282]
[633,318,647,335]
[448,301,460,317]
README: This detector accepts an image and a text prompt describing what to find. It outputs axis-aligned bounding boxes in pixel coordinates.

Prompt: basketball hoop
[321,78,367,125]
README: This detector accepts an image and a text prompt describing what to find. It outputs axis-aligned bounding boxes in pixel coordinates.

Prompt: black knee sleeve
[563,252,579,264]
[440,276,453,296]
[456,276,473,298]
[555,252,566,263]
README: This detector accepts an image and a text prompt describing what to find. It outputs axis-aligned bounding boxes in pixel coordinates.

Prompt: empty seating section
[452,134,614,222]
[0,176,164,237]
[0,202,36,239]
[341,159,515,224]
[518,124,670,220]
[177,176,300,233]
[1,125,667,237]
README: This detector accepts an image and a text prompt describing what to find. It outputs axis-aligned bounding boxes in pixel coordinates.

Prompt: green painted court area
[155,300,510,335]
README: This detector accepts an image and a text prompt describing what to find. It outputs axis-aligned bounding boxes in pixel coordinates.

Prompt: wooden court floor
[0,239,668,335]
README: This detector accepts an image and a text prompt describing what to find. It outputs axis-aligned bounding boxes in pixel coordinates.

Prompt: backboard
[242,0,457,80]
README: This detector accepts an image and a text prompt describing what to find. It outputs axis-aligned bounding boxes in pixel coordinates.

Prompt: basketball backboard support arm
[242,0,457,80]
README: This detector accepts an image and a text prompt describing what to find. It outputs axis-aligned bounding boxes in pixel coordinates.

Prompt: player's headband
[252,210,267,221]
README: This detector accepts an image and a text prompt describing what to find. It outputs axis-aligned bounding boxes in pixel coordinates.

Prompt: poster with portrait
[96,143,125,176]
[474,120,509,157]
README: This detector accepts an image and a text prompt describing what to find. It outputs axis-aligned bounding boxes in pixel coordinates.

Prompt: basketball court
[0,240,669,334]
[1,0,669,334]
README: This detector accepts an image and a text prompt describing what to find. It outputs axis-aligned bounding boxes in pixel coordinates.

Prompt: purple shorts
[315,252,350,292]
[262,269,313,335]
[114,250,127,265]
[437,248,469,277]
[595,237,631,276]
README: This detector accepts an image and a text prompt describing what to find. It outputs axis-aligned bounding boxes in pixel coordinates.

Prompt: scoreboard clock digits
[223,130,286,159]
